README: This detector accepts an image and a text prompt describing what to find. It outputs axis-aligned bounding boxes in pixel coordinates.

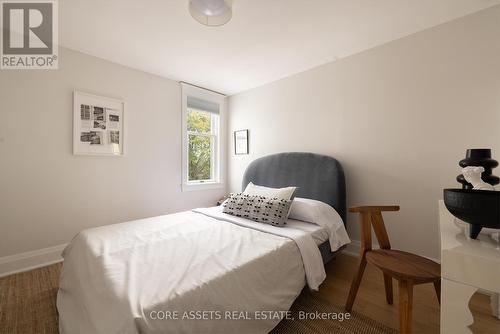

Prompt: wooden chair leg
[345,256,367,312]
[434,279,441,304]
[398,280,414,334]
[383,273,393,305]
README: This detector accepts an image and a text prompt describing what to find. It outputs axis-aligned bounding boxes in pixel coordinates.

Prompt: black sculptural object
[456,149,499,189]
[445,149,500,239]
[443,189,500,239]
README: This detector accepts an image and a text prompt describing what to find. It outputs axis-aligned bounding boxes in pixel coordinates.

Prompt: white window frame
[181,83,226,191]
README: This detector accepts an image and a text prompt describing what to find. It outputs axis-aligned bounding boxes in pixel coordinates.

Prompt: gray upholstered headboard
[242,152,346,224]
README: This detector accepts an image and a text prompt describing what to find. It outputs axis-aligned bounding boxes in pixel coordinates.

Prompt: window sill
[182,182,224,192]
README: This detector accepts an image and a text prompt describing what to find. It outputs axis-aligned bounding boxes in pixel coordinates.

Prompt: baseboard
[0,244,66,278]
[342,239,440,263]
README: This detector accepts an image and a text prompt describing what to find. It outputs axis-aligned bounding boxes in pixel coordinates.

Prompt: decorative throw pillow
[222,193,292,227]
[243,182,297,200]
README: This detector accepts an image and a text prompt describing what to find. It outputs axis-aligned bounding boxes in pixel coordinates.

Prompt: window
[181,83,225,191]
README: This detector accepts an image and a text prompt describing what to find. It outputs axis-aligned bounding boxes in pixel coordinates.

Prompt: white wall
[228,6,500,259]
[0,48,226,259]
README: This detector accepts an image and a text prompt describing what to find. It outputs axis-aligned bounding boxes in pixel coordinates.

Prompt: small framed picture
[234,129,249,155]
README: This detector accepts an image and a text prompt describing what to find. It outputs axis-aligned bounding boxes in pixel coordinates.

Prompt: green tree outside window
[187,109,215,181]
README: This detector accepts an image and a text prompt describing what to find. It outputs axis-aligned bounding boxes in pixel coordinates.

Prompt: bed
[57,152,350,334]
[241,152,347,264]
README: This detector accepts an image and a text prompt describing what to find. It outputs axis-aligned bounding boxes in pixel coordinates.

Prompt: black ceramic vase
[456,149,499,189]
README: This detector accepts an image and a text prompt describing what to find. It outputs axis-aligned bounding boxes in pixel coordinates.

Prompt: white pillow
[288,197,350,251]
[288,197,324,223]
[243,182,296,200]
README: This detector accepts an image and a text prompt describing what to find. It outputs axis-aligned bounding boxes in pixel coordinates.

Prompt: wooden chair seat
[366,249,440,283]
[345,205,441,334]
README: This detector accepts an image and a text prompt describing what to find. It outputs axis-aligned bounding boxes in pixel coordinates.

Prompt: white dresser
[439,201,500,334]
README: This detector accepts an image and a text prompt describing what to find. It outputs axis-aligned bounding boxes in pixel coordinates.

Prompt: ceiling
[60,0,500,95]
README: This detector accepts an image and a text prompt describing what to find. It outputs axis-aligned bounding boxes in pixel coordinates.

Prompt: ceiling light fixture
[189,0,232,27]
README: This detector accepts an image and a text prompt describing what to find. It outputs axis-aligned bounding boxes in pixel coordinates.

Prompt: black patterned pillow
[222,193,292,227]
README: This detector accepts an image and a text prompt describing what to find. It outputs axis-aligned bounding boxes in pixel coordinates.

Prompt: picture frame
[73,91,125,156]
[234,129,249,155]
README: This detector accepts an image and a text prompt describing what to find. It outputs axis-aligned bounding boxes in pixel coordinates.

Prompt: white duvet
[57,206,349,334]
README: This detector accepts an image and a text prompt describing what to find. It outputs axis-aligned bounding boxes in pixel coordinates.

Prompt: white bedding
[288,219,329,245]
[194,207,326,290]
[57,206,349,334]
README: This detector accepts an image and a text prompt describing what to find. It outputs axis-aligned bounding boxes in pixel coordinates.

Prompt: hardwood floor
[0,253,498,333]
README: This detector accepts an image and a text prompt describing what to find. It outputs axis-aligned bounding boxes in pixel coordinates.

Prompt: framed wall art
[234,129,249,155]
[73,91,125,156]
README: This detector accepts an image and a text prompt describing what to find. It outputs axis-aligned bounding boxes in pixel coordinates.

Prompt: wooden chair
[345,206,440,334]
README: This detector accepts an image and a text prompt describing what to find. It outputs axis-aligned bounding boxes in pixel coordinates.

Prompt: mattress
[57,206,349,334]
